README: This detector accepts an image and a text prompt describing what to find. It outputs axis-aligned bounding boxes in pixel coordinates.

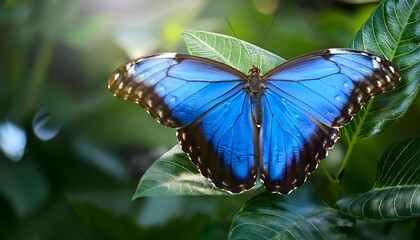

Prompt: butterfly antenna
[225,17,254,66]
[261,7,279,49]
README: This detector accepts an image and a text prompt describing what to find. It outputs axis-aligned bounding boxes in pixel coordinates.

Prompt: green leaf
[133,145,229,198]
[336,135,420,221]
[342,0,420,142]
[0,158,49,218]
[229,183,355,240]
[71,202,144,240]
[182,30,285,75]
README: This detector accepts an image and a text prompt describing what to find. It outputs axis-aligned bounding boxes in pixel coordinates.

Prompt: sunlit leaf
[336,135,420,221]
[229,183,355,240]
[182,30,285,74]
[133,145,229,198]
[342,0,420,142]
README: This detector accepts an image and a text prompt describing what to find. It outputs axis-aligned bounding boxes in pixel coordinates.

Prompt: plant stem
[319,162,335,185]
[338,137,355,178]
[320,161,346,198]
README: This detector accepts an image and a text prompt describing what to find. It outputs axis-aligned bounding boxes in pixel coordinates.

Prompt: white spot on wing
[356,94,362,103]
[347,105,353,114]
[127,65,135,76]
[366,86,372,94]
[372,59,380,69]
[147,99,153,107]
[127,86,133,94]
[328,49,348,54]
[125,63,133,76]
[136,90,143,98]
[389,65,395,73]
[154,53,177,59]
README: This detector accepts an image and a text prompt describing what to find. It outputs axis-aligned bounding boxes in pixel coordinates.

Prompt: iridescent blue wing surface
[260,49,401,193]
[108,53,246,128]
[108,53,258,192]
[177,91,258,193]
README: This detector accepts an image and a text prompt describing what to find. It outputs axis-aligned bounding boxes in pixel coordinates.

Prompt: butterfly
[108,48,400,194]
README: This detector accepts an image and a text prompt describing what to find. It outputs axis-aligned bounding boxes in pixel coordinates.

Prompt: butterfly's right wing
[259,49,400,194]
[108,53,247,128]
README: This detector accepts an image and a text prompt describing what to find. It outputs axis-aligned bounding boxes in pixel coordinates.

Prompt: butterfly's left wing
[260,49,401,193]
[108,53,258,193]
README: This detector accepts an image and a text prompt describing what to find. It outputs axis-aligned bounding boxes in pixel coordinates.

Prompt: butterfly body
[108,49,401,194]
[244,65,265,126]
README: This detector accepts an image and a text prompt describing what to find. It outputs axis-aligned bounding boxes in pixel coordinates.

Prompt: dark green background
[1,0,419,239]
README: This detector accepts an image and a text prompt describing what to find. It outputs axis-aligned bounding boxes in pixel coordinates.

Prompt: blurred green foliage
[0,0,419,239]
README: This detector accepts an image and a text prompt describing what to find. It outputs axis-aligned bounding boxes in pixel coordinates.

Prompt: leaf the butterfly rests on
[108,47,401,194]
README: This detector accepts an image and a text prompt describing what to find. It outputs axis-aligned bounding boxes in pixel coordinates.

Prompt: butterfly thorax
[245,65,266,98]
[245,65,264,127]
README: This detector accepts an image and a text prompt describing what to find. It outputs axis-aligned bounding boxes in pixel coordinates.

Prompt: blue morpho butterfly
[108,48,401,194]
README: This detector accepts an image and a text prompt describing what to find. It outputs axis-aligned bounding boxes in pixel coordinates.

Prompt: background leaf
[182,30,285,74]
[229,183,355,240]
[133,145,229,198]
[342,0,420,142]
[0,158,49,218]
[336,135,420,221]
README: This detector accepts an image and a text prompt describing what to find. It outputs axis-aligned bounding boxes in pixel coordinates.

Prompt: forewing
[263,49,401,127]
[108,53,247,128]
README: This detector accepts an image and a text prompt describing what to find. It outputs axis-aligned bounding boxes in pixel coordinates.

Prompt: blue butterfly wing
[108,53,246,128]
[178,91,258,193]
[260,49,400,193]
[260,89,340,193]
[108,53,257,192]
